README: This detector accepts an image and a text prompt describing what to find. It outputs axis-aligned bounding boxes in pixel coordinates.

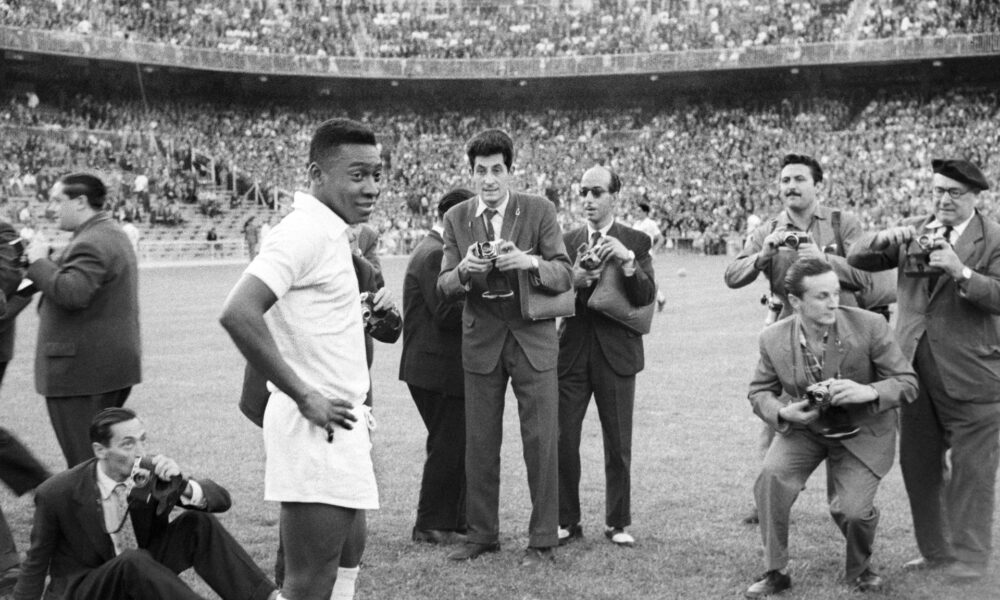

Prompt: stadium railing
[138,238,246,263]
[2,27,998,78]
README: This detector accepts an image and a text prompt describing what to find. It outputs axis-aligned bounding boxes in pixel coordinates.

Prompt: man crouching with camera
[744,258,917,598]
[14,407,277,600]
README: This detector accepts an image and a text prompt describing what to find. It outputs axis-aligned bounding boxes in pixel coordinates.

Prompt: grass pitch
[1,254,997,599]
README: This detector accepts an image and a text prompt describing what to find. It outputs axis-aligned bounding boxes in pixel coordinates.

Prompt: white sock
[330,566,360,600]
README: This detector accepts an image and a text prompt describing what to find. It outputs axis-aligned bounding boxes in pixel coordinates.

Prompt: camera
[474,240,503,261]
[359,291,402,343]
[127,456,188,515]
[760,293,784,325]
[805,381,833,409]
[903,233,948,277]
[778,232,812,250]
[578,242,604,271]
[8,237,28,269]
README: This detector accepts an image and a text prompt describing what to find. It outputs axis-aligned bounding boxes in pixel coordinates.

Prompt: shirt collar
[779,205,827,230]
[475,193,510,218]
[432,224,444,235]
[293,191,349,241]
[926,212,975,240]
[588,219,614,239]
[95,462,123,501]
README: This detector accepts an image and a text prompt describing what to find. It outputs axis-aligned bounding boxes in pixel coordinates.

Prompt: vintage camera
[578,242,604,271]
[474,240,503,261]
[128,456,188,515]
[805,381,833,409]
[760,293,784,325]
[359,291,402,342]
[8,237,27,268]
[778,232,812,250]
[903,233,948,277]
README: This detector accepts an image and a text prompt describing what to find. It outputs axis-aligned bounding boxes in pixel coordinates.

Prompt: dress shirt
[475,194,509,242]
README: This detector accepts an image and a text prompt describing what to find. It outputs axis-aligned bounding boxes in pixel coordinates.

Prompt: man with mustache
[725,153,881,524]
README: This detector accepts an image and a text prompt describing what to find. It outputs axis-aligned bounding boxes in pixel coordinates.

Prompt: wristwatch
[530,257,540,271]
[625,250,636,264]
[959,266,973,282]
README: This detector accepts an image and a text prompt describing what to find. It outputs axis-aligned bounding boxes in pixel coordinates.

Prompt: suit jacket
[558,222,656,377]
[438,192,572,374]
[400,229,465,397]
[848,211,1000,403]
[749,307,918,477]
[28,213,141,397]
[14,458,230,600]
[0,219,25,362]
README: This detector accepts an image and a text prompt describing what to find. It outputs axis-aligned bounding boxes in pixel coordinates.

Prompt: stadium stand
[3,85,998,258]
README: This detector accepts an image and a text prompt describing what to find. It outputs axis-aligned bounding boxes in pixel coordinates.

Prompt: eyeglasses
[933,187,968,199]
[579,187,606,198]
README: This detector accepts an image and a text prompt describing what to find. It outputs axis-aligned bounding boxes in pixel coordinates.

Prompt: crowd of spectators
[1,0,858,59]
[858,0,1000,40]
[3,86,999,254]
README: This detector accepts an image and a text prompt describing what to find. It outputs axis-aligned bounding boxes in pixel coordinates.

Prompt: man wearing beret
[848,159,1000,583]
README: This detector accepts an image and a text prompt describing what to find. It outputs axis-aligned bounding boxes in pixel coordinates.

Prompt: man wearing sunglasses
[556,165,656,548]
[849,159,1000,583]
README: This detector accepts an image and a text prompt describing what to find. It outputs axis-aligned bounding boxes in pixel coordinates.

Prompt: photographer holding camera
[848,159,1000,583]
[744,258,917,598]
[13,407,277,600]
[725,153,893,524]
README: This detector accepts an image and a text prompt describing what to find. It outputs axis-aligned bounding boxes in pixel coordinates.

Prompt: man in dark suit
[438,129,572,568]
[401,188,474,545]
[26,173,141,468]
[744,258,917,597]
[13,407,277,600]
[848,159,1000,583]
[0,217,49,594]
[557,166,656,548]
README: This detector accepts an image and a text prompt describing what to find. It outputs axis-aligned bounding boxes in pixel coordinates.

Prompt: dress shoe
[852,569,884,592]
[944,561,985,583]
[447,541,499,561]
[604,527,635,547]
[0,566,20,593]
[741,507,760,525]
[745,570,791,598]
[557,524,583,546]
[412,528,467,545]
[902,556,952,571]
[520,547,555,569]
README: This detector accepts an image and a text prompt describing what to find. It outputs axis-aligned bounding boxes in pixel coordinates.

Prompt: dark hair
[59,173,107,209]
[308,118,377,166]
[785,257,834,299]
[638,202,650,214]
[90,407,139,447]
[466,129,514,171]
[437,188,475,218]
[781,153,823,184]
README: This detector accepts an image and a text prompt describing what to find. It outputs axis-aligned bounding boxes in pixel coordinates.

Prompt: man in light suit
[13,407,277,600]
[557,166,656,548]
[400,188,474,545]
[438,129,572,568]
[848,159,1000,582]
[744,258,917,598]
[26,173,141,468]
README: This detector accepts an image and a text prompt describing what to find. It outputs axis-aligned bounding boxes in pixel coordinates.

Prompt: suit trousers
[464,332,559,549]
[557,334,634,529]
[901,335,1000,566]
[409,384,466,532]
[70,511,275,600]
[756,427,880,581]
[0,427,50,571]
[46,387,132,468]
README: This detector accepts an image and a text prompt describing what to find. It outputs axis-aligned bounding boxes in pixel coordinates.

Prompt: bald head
[579,165,621,229]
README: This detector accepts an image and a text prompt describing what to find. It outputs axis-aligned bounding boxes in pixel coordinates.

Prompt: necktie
[927,225,954,294]
[483,209,498,241]
[112,484,139,553]
[590,231,602,249]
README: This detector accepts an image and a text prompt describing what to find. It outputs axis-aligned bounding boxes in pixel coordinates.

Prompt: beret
[932,159,990,191]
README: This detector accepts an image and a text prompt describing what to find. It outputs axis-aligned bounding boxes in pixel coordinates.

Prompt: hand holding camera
[493,240,532,272]
[129,455,190,516]
[360,289,402,342]
[873,225,917,250]
[826,379,879,406]
[25,232,50,265]
[458,242,495,282]
[778,399,820,425]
